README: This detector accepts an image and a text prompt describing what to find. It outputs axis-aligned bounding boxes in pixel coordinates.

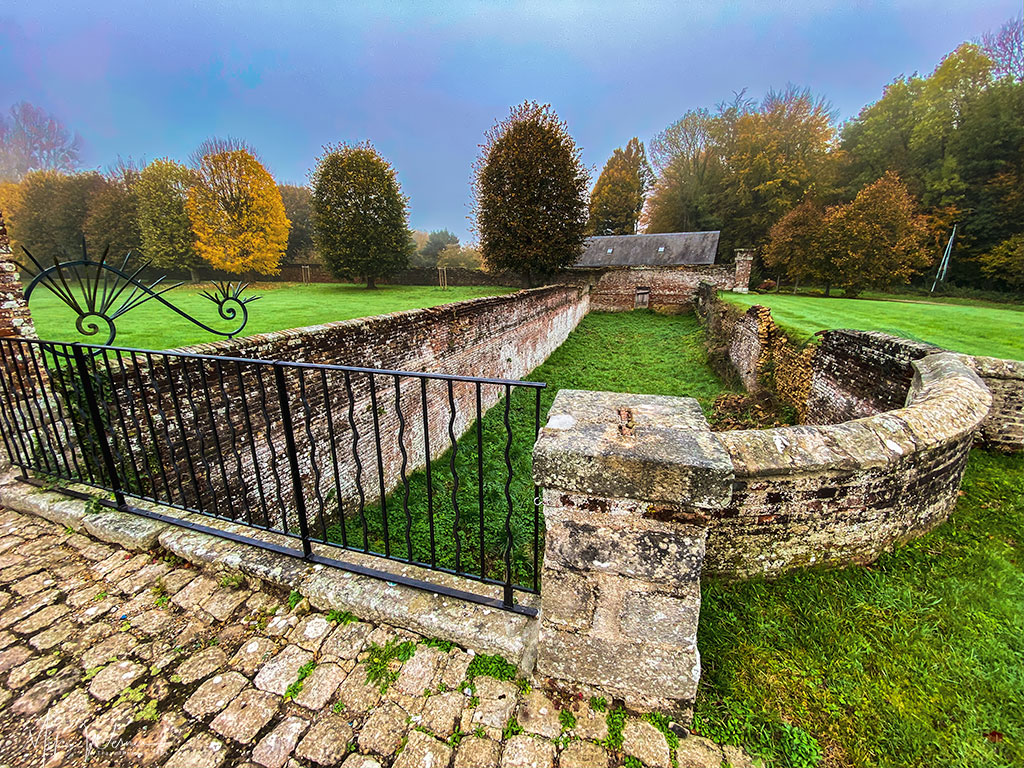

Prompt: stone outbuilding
[571,231,751,312]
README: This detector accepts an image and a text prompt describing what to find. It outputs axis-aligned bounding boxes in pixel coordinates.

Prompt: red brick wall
[585,265,741,313]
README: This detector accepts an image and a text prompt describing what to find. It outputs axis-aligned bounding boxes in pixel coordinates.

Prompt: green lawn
[27,282,517,350]
[327,310,729,587]
[697,450,1024,768]
[723,291,1024,360]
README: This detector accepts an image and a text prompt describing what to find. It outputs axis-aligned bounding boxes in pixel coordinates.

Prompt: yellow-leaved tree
[186,148,289,274]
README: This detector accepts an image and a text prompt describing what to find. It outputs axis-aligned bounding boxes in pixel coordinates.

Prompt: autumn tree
[186,149,289,275]
[473,101,589,285]
[820,172,931,295]
[763,199,833,292]
[643,101,746,235]
[412,229,459,269]
[437,243,484,270]
[720,86,838,256]
[279,184,317,265]
[310,142,413,288]
[979,233,1024,287]
[587,137,652,235]
[0,102,82,182]
[135,159,202,279]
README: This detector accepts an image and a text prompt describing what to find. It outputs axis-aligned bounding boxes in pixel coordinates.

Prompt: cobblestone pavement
[0,507,753,768]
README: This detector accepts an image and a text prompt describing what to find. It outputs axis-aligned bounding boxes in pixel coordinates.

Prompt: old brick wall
[805,330,941,424]
[704,353,991,578]
[695,283,816,418]
[971,356,1024,451]
[86,286,589,544]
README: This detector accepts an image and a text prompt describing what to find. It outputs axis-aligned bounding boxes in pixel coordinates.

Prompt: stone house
[570,231,751,312]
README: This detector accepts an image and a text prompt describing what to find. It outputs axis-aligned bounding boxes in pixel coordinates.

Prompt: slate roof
[575,231,720,268]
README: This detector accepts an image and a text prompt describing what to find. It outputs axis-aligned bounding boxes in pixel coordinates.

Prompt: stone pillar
[0,211,35,339]
[532,390,733,719]
[733,249,754,294]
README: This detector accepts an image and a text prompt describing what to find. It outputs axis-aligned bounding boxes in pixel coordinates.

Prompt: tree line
[1,15,1021,292]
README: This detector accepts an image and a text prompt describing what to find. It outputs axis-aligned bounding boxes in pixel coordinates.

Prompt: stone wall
[706,353,990,577]
[533,390,733,718]
[533,353,991,715]
[697,286,1024,451]
[0,211,34,340]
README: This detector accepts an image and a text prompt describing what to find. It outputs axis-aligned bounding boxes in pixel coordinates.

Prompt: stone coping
[719,352,991,477]
[532,390,734,510]
[0,471,540,671]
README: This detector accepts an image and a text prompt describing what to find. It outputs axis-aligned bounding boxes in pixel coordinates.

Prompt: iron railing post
[274,362,313,558]
[71,343,126,508]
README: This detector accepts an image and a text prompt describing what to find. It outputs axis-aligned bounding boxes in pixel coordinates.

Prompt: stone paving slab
[0,504,753,768]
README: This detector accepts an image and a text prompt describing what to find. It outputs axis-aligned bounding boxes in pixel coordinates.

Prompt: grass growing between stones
[323,310,730,588]
[696,449,1024,768]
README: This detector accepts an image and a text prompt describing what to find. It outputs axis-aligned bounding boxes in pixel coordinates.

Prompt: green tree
[473,101,588,285]
[83,158,142,259]
[644,96,752,235]
[413,229,459,269]
[979,233,1024,286]
[587,137,652,235]
[820,171,931,295]
[311,142,413,288]
[8,170,103,257]
[186,148,290,275]
[279,184,317,265]
[135,159,203,279]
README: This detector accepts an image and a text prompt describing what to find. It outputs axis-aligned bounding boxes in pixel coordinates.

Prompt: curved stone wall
[704,352,992,578]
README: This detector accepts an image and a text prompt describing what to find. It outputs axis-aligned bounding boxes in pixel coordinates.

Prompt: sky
[1,0,1019,240]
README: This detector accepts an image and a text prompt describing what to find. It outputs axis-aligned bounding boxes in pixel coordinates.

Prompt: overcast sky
[1,1,1018,239]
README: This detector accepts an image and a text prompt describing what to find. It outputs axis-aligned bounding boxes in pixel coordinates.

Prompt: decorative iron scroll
[18,241,260,351]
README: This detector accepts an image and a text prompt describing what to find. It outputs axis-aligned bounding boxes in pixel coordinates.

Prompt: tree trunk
[793,279,799,294]
[825,281,831,297]
[366,275,377,289]
[189,266,199,283]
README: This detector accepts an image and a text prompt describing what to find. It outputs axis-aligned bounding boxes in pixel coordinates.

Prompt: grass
[27,281,517,350]
[321,310,729,587]
[697,449,1024,767]
[723,291,1024,360]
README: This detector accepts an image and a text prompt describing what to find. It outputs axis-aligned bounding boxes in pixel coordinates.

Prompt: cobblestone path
[0,507,752,768]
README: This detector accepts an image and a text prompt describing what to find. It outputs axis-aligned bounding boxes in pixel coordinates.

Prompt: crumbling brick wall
[0,211,35,340]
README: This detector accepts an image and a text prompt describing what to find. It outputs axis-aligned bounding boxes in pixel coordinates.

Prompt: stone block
[533,390,733,509]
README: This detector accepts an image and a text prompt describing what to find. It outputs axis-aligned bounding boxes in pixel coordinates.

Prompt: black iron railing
[0,337,545,614]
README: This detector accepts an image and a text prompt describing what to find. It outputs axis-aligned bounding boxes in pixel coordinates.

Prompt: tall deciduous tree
[186,149,289,275]
[83,159,142,258]
[310,142,413,288]
[587,138,652,235]
[763,199,834,293]
[720,86,838,256]
[0,102,83,182]
[820,172,931,294]
[135,159,202,279]
[279,184,317,265]
[980,15,1023,82]
[473,101,588,285]
[437,243,484,270]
